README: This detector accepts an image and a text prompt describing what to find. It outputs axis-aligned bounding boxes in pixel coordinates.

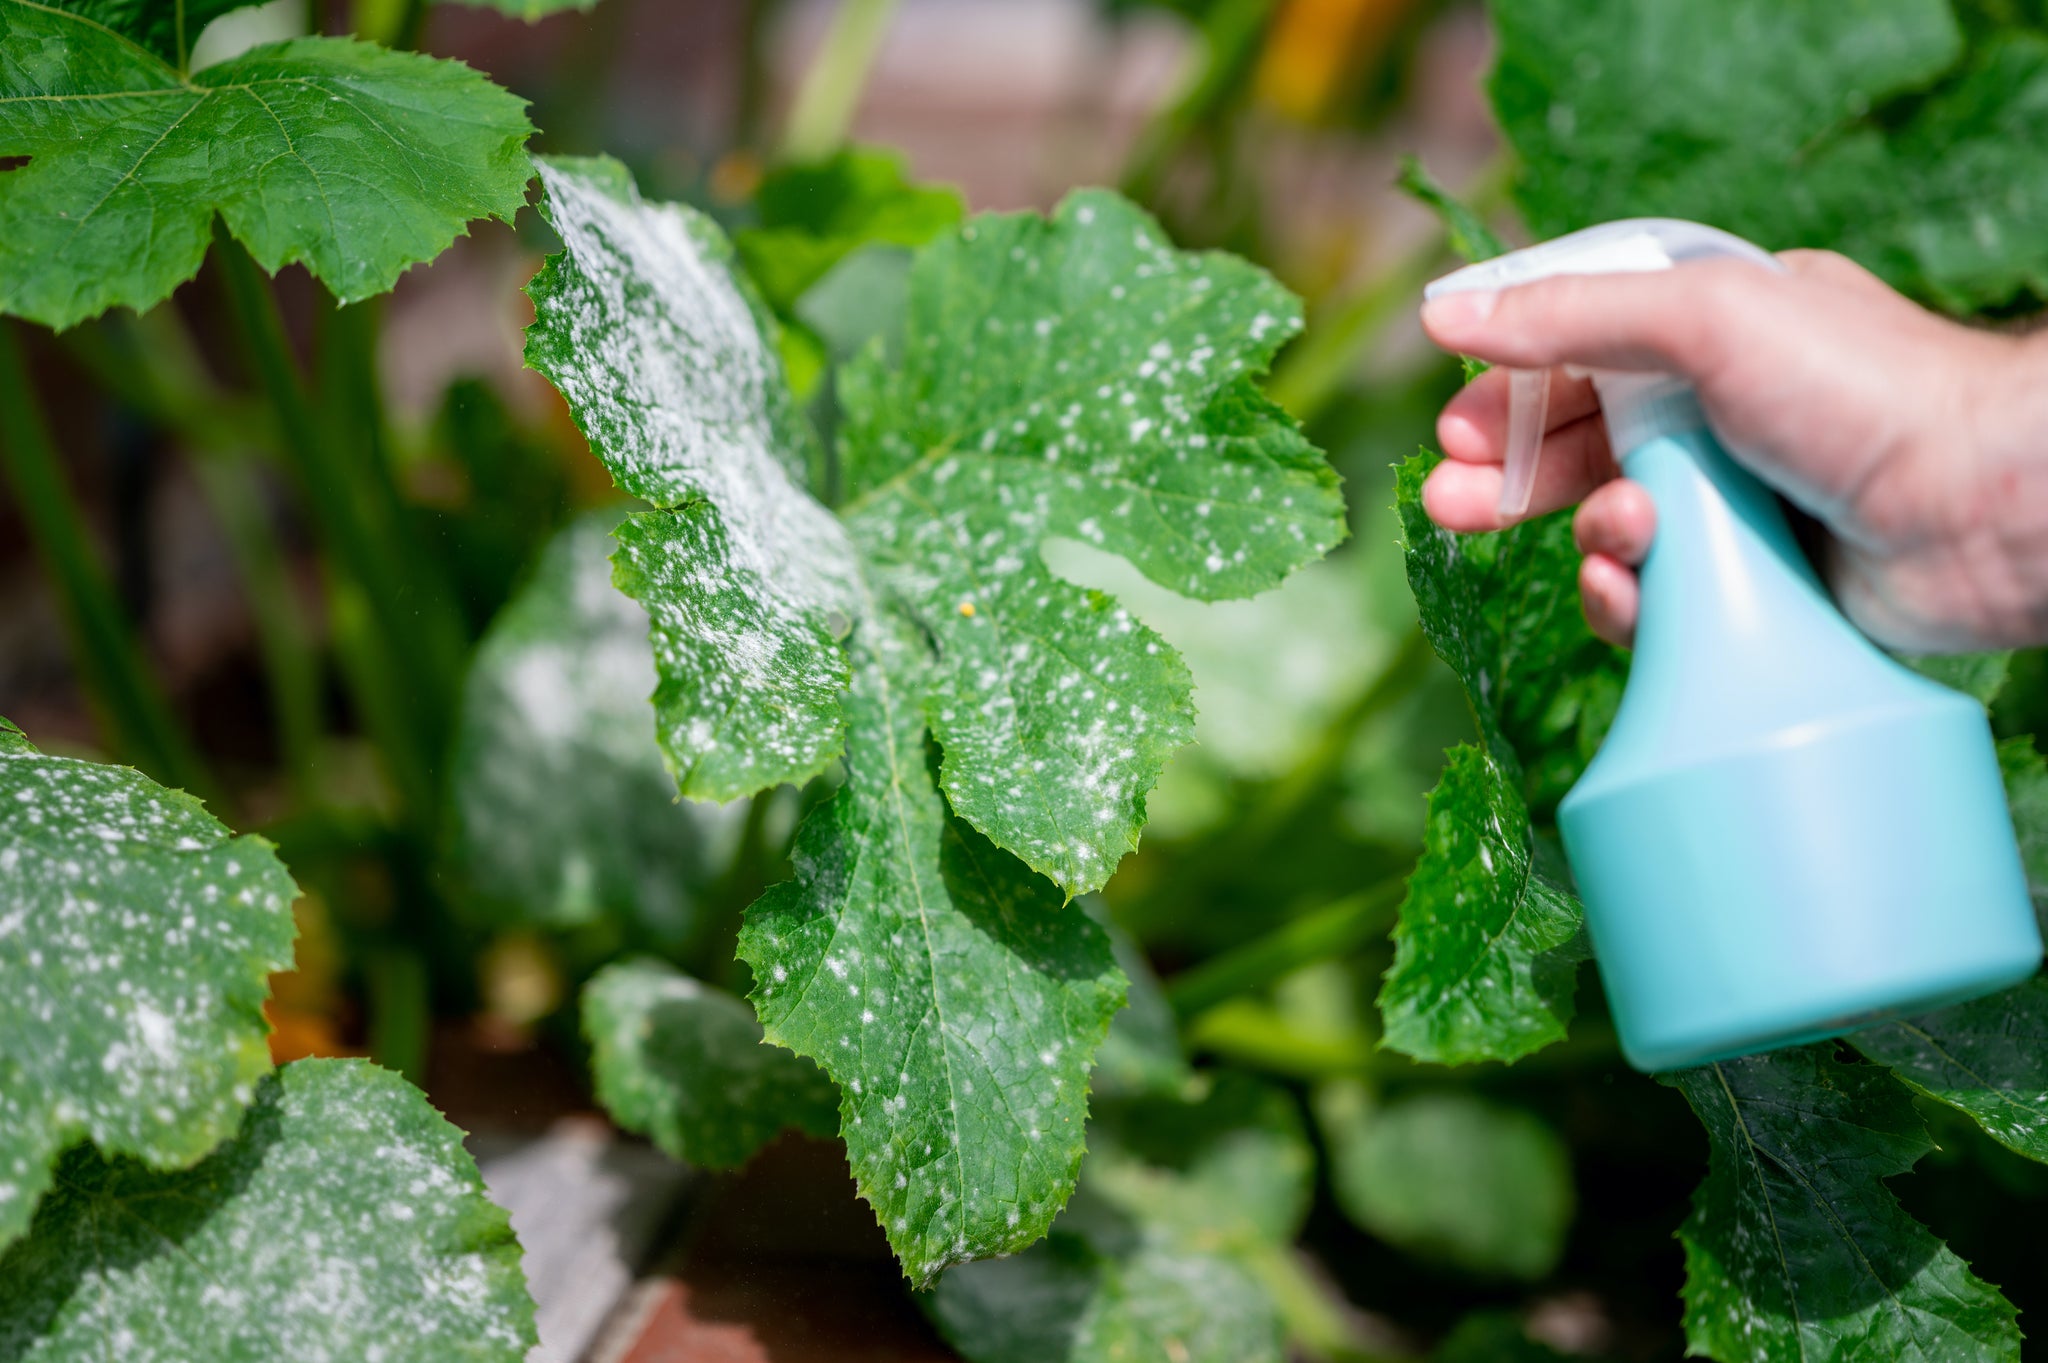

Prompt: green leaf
[525,160,1341,1281]
[1394,450,1622,802]
[1377,449,1615,1065]
[736,146,965,314]
[0,729,298,1250]
[1378,744,1588,1065]
[838,191,1344,892]
[37,0,262,64]
[1489,0,2048,310]
[1315,1082,1574,1279]
[0,1058,536,1360]
[927,1076,1309,1363]
[1997,736,2048,932]
[1907,650,2012,706]
[1397,156,1507,263]
[0,6,534,328]
[741,611,1127,1286]
[1664,1046,2021,1363]
[446,509,712,944]
[525,156,859,801]
[582,957,838,1169]
[1851,977,2048,1164]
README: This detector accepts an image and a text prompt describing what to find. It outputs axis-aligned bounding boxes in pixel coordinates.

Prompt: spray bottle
[1425,220,2043,1072]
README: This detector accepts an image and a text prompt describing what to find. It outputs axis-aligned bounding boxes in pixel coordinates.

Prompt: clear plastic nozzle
[1423,220,1781,519]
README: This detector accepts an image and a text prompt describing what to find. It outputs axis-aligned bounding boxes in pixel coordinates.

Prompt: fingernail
[1421,290,1498,333]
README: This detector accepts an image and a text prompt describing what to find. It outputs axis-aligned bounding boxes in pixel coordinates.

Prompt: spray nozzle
[1423,219,1782,518]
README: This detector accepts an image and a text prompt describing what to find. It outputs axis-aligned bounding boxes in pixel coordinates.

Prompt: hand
[1417,249,2048,652]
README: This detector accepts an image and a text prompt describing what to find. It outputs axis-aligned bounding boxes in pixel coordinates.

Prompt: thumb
[1420,260,1770,379]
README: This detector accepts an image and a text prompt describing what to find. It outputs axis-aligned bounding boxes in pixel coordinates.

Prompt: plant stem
[187,455,324,803]
[69,311,324,797]
[365,944,430,1085]
[0,322,217,799]
[1238,1242,1405,1363]
[1119,0,1277,205]
[1165,881,1403,1018]
[780,0,900,162]
[212,226,447,818]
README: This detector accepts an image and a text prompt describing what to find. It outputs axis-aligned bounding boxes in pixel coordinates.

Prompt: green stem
[67,312,323,796]
[780,0,901,161]
[1238,1242,1404,1363]
[1118,0,1276,205]
[365,944,431,1085]
[187,454,324,804]
[0,323,217,799]
[393,0,430,52]
[213,227,443,818]
[62,314,268,457]
[1266,156,1511,424]
[1165,881,1404,1018]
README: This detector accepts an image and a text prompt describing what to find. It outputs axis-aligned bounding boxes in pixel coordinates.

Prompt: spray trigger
[1501,367,1551,519]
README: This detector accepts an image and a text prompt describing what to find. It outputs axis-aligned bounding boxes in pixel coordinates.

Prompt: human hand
[1417,249,2048,652]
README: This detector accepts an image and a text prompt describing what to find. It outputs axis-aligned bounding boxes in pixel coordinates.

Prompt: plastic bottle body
[1557,424,2042,1072]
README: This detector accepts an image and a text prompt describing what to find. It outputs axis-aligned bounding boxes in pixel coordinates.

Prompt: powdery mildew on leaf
[1665,1047,2020,1363]
[0,1058,536,1362]
[0,6,535,328]
[1852,977,2048,1163]
[447,510,713,945]
[741,611,1126,1287]
[526,157,858,799]
[1378,744,1586,1066]
[0,729,297,1251]
[582,957,839,1170]
[838,191,1343,892]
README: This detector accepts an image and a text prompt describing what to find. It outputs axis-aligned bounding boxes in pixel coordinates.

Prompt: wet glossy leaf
[1665,1046,2020,1362]
[0,727,297,1251]
[1378,744,1587,1065]
[1852,977,2048,1164]
[0,1059,536,1361]
[0,4,534,328]
[582,958,838,1169]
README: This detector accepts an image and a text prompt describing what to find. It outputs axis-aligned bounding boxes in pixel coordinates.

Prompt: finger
[1573,479,1657,566]
[1580,553,1639,648]
[1776,248,1890,295]
[1421,261,1769,376]
[1421,412,1619,531]
[1437,365,1601,465]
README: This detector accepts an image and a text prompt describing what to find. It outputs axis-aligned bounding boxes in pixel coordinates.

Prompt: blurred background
[8,2,2045,1360]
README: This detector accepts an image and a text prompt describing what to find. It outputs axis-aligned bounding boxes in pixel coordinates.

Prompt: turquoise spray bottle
[1425,220,2043,1073]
